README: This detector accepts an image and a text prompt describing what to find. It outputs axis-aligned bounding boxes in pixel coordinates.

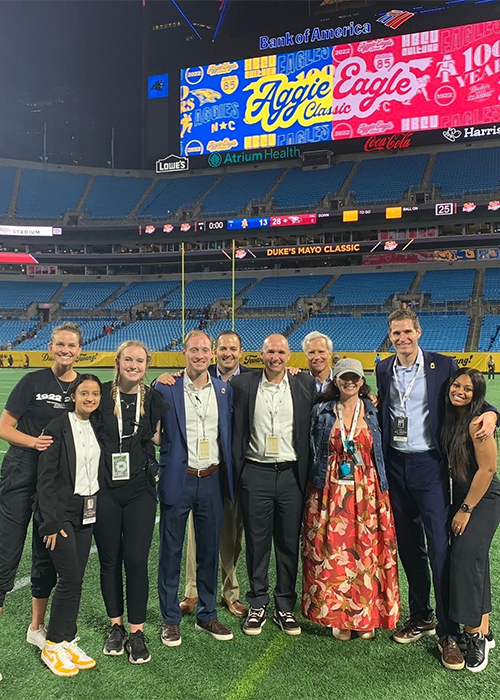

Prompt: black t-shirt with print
[5,368,76,443]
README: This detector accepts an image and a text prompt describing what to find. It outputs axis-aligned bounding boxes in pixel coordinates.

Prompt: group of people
[0,310,498,682]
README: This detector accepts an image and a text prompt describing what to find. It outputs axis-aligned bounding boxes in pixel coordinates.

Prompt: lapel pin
[221,387,226,394]
[430,362,435,369]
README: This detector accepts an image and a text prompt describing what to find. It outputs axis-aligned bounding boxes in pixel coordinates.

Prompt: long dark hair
[441,368,487,483]
[70,374,103,428]
[322,377,371,402]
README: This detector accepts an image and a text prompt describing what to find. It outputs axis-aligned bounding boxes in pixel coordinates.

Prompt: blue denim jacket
[309,397,388,492]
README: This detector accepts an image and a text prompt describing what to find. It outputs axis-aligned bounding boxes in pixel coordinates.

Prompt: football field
[0,368,499,700]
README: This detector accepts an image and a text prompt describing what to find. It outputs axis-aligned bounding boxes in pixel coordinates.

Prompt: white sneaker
[27,624,47,650]
[64,638,96,670]
[41,641,79,677]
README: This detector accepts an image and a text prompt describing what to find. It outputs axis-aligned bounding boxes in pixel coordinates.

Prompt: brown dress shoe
[179,596,198,615]
[195,618,233,640]
[221,598,247,618]
[438,636,465,670]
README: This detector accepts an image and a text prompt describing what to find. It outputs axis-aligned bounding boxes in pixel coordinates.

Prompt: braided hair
[112,340,151,417]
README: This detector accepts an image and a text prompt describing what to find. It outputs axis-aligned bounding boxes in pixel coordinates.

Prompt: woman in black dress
[441,368,500,673]
[94,340,163,665]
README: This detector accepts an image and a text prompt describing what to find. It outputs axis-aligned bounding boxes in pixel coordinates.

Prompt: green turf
[0,369,499,699]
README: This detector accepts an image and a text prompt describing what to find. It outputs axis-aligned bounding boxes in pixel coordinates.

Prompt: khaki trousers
[184,490,244,602]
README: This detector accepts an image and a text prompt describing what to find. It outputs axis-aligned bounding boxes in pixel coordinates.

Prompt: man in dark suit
[376,308,497,670]
[232,333,316,636]
[180,331,252,618]
[155,330,234,647]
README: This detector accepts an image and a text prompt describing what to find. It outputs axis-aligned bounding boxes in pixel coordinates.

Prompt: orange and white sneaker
[41,641,79,677]
[64,638,96,670]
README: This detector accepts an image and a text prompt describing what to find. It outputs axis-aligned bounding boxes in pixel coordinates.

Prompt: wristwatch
[459,502,474,513]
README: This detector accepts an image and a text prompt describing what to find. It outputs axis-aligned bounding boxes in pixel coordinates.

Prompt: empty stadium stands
[84,176,153,220]
[138,174,219,219]
[417,315,470,352]
[166,279,255,311]
[0,282,61,310]
[271,163,353,211]
[242,275,330,309]
[418,269,476,304]
[201,169,283,216]
[206,318,294,349]
[349,154,428,204]
[85,320,198,351]
[430,148,500,197]
[0,166,16,217]
[16,170,89,220]
[288,316,388,352]
[105,281,180,311]
[483,268,500,302]
[59,282,123,310]
[0,321,37,348]
[479,315,500,352]
[328,272,415,307]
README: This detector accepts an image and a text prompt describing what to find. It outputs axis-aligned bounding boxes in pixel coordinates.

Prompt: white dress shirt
[246,371,297,463]
[183,372,220,470]
[69,412,100,496]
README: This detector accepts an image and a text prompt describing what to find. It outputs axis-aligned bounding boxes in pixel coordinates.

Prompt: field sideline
[0,368,499,700]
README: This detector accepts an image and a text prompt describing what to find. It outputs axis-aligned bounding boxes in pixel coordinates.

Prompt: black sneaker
[466,632,489,673]
[458,627,495,651]
[103,623,127,656]
[125,630,151,664]
[273,610,301,636]
[243,607,266,636]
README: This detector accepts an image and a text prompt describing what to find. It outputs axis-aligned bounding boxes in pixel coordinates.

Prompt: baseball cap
[333,358,364,379]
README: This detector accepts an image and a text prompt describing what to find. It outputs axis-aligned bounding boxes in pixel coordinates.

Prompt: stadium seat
[0,282,61,310]
[288,317,388,352]
[105,281,181,311]
[59,282,123,310]
[242,276,330,309]
[416,315,470,352]
[0,166,17,217]
[349,154,428,204]
[166,279,255,311]
[483,268,500,302]
[84,176,153,220]
[201,170,283,216]
[138,174,220,219]
[478,315,500,352]
[85,320,199,351]
[328,272,415,307]
[272,163,353,211]
[16,170,89,220]
[418,270,476,304]
[430,148,500,196]
[206,318,294,349]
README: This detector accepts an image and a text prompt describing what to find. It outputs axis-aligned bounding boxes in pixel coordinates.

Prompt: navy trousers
[158,470,224,625]
[386,448,459,639]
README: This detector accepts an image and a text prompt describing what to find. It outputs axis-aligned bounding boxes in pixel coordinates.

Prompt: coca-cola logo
[364,131,414,152]
[334,56,417,117]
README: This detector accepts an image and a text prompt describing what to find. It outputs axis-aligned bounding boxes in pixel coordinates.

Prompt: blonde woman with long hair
[93,340,164,665]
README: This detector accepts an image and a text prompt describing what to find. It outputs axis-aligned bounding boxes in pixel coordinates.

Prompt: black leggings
[0,447,56,607]
[93,474,156,625]
[47,520,93,643]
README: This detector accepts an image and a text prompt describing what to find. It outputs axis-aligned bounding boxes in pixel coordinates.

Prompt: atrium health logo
[208,153,223,168]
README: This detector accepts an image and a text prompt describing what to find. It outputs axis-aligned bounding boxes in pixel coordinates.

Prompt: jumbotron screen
[179,19,500,157]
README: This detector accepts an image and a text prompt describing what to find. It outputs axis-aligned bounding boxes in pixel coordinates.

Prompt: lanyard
[115,389,141,452]
[337,399,361,454]
[392,357,423,415]
[260,379,287,434]
[185,383,212,440]
[70,412,96,496]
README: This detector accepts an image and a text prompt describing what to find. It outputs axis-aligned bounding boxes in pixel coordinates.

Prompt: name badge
[82,495,97,525]
[197,438,211,461]
[112,452,130,480]
[265,434,280,456]
[393,416,408,442]
[338,460,355,484]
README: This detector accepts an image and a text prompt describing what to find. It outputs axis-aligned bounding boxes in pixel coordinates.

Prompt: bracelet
[459,502,474,514]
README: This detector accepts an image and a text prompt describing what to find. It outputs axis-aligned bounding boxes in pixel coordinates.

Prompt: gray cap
[333,358,364,379]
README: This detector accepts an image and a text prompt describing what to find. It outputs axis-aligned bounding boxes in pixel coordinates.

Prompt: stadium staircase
[419,153,437,189]
[466,270,486,351]
[262,170,289,208]
[128,179,158,220]
[49,281,70,304]
[408,270,425,295]
[75,176,96,214]
[8,168,22,218]
[191,175,225,218]
[338,162,358,198]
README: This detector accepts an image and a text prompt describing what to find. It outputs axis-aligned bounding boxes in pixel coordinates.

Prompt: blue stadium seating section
[84,176,153,220]
[138,174,220,219]
[0,282,61,310]
[0,166,16,217]
[243,276,330,309]
[16,170,89,219]
[483,268,500,302]
[14,318,121,350]
[201,169,283,216]
[349,154,428,204]
[206,318,294,350]
[430,148,500,196]
[418,269,476,304]
[85,320,198,351]
[479,316,500,352]
[59,282,123,310]
[105,281,180,311]
[272,163,353,211]
[0,321,37,348]
[166,279,255,311]
[417,315,470,352]
[288,317,388,352]
[15,321,64,350]
[328,272,415,307]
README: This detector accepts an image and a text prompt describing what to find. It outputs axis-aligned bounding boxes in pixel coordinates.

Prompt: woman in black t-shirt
[0,322,82,664]
[93,340,164,666]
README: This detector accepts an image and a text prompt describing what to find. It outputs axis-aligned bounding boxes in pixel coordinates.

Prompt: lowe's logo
[156,154,190,174]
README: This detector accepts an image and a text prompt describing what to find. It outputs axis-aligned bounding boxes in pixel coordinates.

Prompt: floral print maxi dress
[302,427,400,631]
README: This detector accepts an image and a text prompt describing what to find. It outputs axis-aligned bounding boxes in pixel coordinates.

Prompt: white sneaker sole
[195,622,233,641]
[467,645,489,673]
[393,628,436,644]
[103,646,125,656]
[41,655,79,678]
[273,617,301,636]
[161,636,182,647]
[243,618,266,636]
[128,653,151,664]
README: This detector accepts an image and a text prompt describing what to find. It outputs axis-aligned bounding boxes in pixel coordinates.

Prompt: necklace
[53,372,73,396]
[121,396,137,410]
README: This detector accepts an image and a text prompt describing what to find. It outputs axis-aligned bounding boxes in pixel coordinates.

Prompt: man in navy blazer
[376,308,497,670]
[155,330,234,647]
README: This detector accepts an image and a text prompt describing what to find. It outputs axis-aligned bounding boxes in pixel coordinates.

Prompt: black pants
[488,368,495,380]
[450,477,500,628]
[386,447,459,638]
[0,447,56,607]
[93,474,156,625]
[239,461,304,612]
[46,519,93,643]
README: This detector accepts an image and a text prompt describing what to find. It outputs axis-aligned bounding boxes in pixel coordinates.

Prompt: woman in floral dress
[303,358,400,640]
